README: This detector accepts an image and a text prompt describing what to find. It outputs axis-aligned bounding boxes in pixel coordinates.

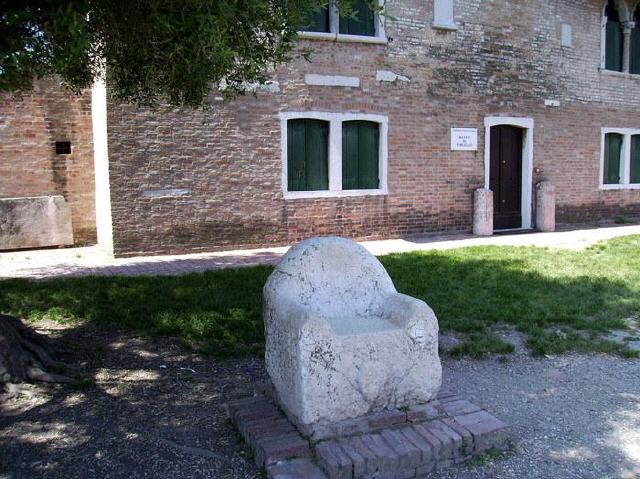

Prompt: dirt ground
[2,322,639,479]
[0,321,266,479]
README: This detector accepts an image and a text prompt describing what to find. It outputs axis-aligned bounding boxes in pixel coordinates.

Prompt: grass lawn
[1,236,640,358]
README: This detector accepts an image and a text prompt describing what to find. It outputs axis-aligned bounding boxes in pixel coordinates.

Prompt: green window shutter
[604,133,623,185]
[339,0,375,36]
[342,121,379,190]
[631,23,640,74]
[631,135,640,184]
[287,119,329,192]
[605,19,623,72]
[303,4,330,33]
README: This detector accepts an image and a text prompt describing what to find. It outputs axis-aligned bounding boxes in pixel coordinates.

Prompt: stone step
[228,392,510,479]
[315,414,508,479]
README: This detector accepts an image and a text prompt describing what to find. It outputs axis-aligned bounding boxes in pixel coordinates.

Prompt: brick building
[1,0,640,256]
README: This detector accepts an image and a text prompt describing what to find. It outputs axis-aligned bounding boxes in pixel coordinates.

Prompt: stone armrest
[383,293,438,346]
[275,298,334,336]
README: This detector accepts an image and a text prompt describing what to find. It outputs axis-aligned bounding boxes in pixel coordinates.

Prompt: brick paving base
[227,389,509,479]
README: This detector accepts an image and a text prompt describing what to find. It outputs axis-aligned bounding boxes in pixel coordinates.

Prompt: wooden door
[490,125,523,230]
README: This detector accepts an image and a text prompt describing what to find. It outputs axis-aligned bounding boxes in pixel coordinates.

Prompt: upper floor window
[601,128,640,189]
[280,112,388,199]
[433,0,457,30]
[631,6,640,74]
[300,0,386,42]
[603,0,624,72]
[601,0,640,74]
[340,0,376,36]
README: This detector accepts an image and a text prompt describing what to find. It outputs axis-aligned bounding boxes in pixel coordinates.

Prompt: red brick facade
[0,78,97,246]
[105,0,640,256]
[2,1,640,256]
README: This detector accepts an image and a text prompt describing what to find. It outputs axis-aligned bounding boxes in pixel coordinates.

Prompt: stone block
[368,410,407,429]
[255,433,310,467]
[315,441,353,479]
[380,429,422,469]
[406,403,440,422]
[429,420,464,462]
[441,418,474,455]
[0,195,73,250]
[412,424,443,458]
[344,436,379,476]
[337,437,367,478]
[398,427,435,465]
[264,237,441,430]
[454,411,509,452]
[473,189,493,236]
[440,399,481,417]
[536,181,556,232]
[360,434,400,474]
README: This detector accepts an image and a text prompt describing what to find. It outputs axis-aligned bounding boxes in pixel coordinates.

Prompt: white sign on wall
[450,128,478,151]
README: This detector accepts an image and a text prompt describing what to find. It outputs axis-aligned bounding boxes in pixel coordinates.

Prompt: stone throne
[263,236,442,435]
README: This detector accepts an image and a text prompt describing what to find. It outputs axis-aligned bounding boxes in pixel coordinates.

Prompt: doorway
[490,125,523,230]
[483,117,534,231]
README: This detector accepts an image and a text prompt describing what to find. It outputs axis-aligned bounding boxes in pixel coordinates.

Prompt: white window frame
[280,112,389,199]
[297,0,387,45]
[600,128,640,189]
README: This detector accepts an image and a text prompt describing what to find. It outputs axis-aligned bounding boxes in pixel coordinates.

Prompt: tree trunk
[0,314,72,400]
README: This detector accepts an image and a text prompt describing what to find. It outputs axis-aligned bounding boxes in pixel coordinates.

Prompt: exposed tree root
[1,314,72,400]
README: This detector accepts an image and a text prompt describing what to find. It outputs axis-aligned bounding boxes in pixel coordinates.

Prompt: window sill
[283,189,388,200]
[599,69,640,80]
[297,31,388,45]
[599,184,640,190]
[432,22,458,31]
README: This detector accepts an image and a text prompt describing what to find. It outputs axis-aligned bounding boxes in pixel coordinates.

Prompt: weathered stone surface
[536,181,556,232]
[0,195,73,250]
[264,237,442,430]
[473,188,493,236]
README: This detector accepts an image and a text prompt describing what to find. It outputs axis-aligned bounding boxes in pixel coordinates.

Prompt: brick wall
[0,78,96,246]
[107,0,640,256]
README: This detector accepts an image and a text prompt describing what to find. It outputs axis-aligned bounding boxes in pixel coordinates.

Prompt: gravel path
[1,324,639,479]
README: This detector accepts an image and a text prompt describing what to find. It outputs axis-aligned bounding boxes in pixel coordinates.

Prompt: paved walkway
[1,224,640,280]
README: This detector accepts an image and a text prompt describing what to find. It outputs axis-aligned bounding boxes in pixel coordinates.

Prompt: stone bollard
[536,181,556,232]
[473,188,493,236]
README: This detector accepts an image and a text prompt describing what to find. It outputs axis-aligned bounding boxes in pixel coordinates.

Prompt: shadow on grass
[1,237,639,358]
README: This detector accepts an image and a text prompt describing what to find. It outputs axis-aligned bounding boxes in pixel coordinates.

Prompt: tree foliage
[0,0,362,107]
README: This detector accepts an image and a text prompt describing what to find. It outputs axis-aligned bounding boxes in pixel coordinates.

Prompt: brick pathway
[1,224,639,280]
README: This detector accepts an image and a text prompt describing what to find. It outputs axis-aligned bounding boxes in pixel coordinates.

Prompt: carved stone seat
[263,236,442,432]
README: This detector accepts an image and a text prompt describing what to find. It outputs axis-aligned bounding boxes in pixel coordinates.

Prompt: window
[601,129,640,188]
[304,4,330,33]
[299,0,385,42]
[280,112,388,198]
[631,7,640,74]
[342,121,379,190]
[631,134,640,183]
[433,0,457,30]
[339,0,375,36]
[55,141,71,155]
[603,132,623,184]
[287,119,329,192]
[604,0,624,72]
